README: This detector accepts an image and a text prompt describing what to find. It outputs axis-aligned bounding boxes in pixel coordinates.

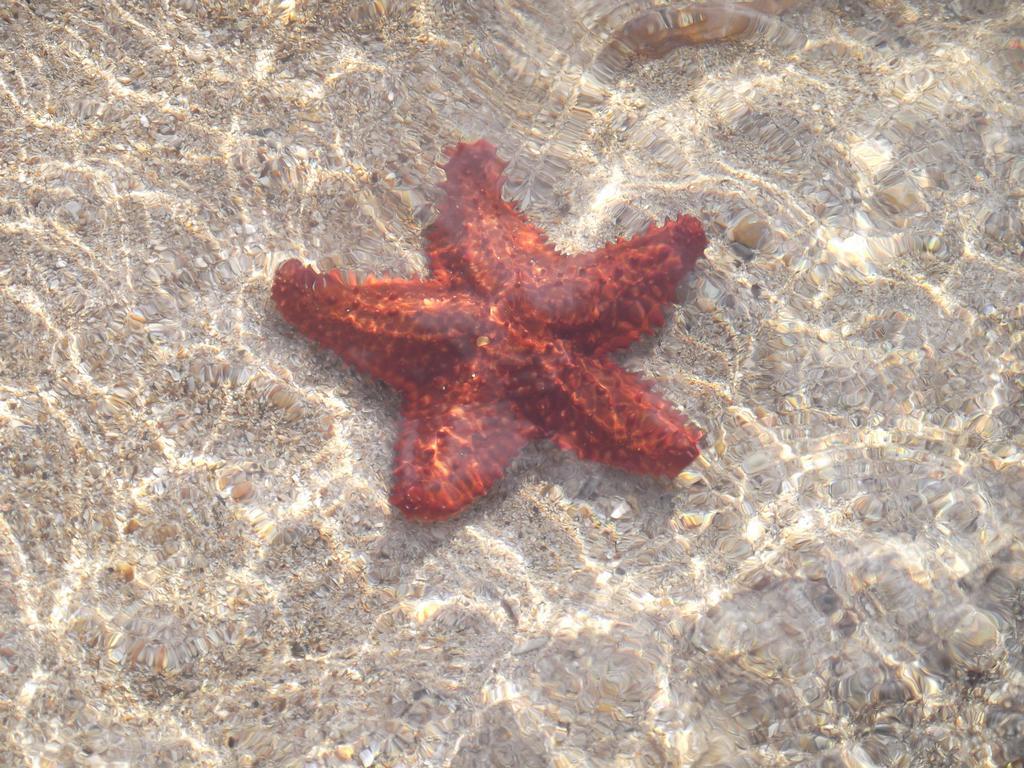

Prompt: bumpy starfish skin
[272,140,707,521]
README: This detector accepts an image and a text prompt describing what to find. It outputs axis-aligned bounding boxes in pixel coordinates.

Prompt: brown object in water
[604,1,804,61]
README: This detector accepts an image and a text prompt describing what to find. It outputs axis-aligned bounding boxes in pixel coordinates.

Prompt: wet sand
[1,1,1023,766]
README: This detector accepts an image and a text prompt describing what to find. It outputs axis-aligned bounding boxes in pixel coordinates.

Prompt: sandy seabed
[1,1,1023,766]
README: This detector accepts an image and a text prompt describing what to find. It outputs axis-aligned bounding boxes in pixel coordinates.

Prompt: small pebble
[728,211,771,250]
[877,177,926,214]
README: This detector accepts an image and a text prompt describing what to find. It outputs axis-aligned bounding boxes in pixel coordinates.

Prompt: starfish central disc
[272,140,708,521]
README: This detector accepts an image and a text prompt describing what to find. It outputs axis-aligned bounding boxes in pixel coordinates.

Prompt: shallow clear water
[1,1,1022,766]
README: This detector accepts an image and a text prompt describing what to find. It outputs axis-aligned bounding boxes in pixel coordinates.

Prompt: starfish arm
[272,259,491,395]
[391,385,537,521]
[509,344,702,476]
[425,140,561,295]
[514,214,707,354]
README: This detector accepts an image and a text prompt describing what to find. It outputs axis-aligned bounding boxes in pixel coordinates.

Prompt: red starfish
[272,140,707,521]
